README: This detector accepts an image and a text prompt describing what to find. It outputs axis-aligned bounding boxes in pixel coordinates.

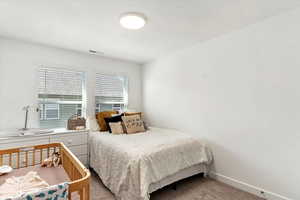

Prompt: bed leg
[86,184,90,200]
[172,184,177,191]
[80,189,83,200]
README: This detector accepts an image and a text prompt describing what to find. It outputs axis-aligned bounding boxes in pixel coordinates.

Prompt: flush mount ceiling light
[120,12,147,30]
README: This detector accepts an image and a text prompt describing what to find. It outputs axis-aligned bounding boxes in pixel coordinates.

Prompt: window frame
[39,104,44,120]
[76,104,82,117]
[95,103,101,114]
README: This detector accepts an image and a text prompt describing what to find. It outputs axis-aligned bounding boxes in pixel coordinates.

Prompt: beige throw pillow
[109,122,124,134]
[122,115,145,134]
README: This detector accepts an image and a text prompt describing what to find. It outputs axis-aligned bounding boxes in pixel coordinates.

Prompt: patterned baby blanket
[0,171,69,200]
[7,183,69,200]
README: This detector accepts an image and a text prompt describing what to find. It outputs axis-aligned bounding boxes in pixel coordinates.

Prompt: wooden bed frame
[0,143,90,200]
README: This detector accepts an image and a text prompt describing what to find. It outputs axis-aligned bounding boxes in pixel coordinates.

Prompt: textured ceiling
[0,0,299,63]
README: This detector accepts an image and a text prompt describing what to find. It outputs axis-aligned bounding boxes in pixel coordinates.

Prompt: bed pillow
[109,122,124,134]
[124,112,142,117]
[96,111,118,131]
[86,117,100,132]
[122,115,145,134]
[124,112,148,130]
[104,113,124,133]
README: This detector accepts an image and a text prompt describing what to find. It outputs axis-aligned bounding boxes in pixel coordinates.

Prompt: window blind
[38,68,84,103]
[95,74,128,104]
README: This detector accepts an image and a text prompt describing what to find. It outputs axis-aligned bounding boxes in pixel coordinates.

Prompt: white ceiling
[0,0,299,64]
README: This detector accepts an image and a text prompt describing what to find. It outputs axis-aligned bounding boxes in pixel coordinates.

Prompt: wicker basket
[67,114,86,130]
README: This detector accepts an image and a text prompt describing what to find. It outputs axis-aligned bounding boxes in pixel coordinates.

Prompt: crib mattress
[0,165,70,186]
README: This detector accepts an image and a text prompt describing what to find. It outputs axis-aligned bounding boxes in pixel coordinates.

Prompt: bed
[0,143,90,200]
[89,127,213,200]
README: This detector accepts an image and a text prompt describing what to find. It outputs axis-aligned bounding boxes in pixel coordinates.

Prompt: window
[112,104,122,111]
[39,104,44,120]
[95,103,101,114]
[95,74,128,113]
[39,104,60,120]
[38,68,85,129]
[76,104,82,116]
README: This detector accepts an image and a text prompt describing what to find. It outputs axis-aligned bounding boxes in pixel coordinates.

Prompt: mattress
[90,127,213,200]
[149,163,207,193]
[0,165,70,186]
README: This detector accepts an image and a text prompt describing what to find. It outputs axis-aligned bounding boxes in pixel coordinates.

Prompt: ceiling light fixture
[120,12,147,30]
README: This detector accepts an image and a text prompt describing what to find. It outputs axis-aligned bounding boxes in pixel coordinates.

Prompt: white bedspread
[89,127,213,200]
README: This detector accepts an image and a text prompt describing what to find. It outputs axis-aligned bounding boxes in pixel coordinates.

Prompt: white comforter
[89,127,213,200]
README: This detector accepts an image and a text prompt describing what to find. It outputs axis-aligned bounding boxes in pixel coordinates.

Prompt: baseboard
[209,172,293,200]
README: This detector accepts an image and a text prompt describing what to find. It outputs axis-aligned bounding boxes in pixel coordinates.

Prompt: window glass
[44,104,59,120]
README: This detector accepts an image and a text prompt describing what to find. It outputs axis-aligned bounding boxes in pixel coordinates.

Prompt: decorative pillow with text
[122,115,145,134]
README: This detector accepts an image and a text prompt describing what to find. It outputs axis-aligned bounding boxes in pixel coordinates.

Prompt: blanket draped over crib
[8,183,69,200]
[0,171,69,200]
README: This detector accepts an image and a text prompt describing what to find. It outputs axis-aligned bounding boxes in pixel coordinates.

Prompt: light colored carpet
[90,171,264,200]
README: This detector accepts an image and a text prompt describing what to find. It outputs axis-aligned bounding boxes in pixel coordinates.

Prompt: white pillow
[86,117,100,132]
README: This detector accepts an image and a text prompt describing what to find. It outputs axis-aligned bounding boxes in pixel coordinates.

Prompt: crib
[0,143,90,200]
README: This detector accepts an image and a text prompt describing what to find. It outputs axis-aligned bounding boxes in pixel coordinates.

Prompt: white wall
[143,8,300,200]
[0,38,142,130]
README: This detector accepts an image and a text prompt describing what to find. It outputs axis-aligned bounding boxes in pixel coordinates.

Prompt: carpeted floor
[90,171,264,200]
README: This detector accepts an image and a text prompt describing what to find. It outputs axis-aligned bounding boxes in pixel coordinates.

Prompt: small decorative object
[67,114,86,130]
[0,165,13,176]
[41,152,61,167]
[20,105,39,131]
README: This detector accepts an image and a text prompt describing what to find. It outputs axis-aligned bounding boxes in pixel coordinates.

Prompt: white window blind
[95,74,128,112]
[95,74,128,104]
[38,68,84,103]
